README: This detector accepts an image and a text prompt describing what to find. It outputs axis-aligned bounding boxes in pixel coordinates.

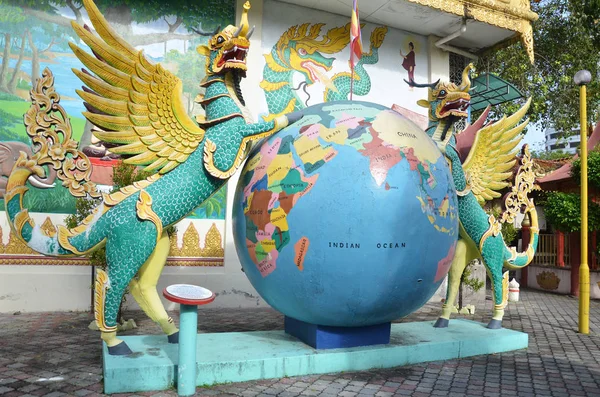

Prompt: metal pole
[177,304,198,396]
[574,70,591,334]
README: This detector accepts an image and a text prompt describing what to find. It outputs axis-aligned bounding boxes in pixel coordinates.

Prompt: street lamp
[574,69,591,334]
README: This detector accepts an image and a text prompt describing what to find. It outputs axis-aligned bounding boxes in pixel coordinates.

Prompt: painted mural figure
[4,0,301,355]
[260,23,387,121]
[406,64,540,329]
[399,42,416,83]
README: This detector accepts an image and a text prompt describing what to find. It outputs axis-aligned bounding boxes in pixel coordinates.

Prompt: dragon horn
[238,1,251,38]
[404,78,439,89]
[459,63,475,92]
[246,25,255,39]
[192,23,220,37]
[233,24,244,38]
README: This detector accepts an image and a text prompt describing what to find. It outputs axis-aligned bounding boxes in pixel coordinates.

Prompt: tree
[0,2,26,91]
[475,0,600,136]
[11,0,234,48]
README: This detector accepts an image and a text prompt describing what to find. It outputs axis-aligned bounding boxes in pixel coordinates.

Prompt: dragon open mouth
[218,45,249,67]
[441,98,470,117]
[301,60,329,84]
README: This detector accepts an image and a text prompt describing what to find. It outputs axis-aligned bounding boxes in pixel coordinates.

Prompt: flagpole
[350,62,354,101]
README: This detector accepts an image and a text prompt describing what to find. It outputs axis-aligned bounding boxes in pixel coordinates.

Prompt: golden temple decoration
[169,222,225,259]
[407,0,537,63]
[0,217,224,266]
[536,270,560,291]
[40,217,57,238]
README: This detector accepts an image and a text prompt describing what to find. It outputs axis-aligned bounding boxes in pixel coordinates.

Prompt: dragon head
[271,23,352,85]
[408,63,474,124]
[197,1,254,77]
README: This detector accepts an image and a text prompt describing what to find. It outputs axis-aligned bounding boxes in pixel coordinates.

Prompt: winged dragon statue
[4,0,300,355]
[407,64,540,329]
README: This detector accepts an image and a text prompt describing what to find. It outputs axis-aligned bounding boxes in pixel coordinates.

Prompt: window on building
[448,53,470,132]
[449,53,471,85]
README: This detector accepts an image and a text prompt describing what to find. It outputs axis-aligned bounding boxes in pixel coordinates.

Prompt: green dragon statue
[4,0,300,355]
[406,64,539,329]
[260,22,387,121]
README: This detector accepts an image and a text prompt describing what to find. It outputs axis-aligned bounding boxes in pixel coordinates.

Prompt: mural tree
[12,0,233,47]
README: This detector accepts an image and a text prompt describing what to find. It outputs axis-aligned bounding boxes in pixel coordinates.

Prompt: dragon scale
[410,64,540,328]
[4,0,298,355]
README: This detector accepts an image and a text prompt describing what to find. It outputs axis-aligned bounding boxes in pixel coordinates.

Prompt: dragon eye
[217,36,224,44]
[298,48,307,56]
[439,90,447,97]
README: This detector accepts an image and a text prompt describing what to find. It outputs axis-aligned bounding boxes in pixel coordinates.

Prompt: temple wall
[0,0,450,313]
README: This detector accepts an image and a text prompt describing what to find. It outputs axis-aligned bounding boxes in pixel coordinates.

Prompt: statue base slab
[102,320,528,394]
[284,316,391,349]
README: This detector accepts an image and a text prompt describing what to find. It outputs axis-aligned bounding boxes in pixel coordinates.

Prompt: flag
[350,0,362,68]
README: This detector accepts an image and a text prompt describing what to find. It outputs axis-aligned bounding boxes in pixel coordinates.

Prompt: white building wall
[544,126,580,154]
[0,0,451,313]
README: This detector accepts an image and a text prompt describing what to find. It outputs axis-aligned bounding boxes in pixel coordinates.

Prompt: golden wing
[69,0,204,175]
[462,98,531,204]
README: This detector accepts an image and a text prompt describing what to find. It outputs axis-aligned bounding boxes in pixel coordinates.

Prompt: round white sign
[165,284,213,300]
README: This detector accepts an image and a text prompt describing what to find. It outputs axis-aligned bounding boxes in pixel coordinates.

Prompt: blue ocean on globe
[233,101,458,327]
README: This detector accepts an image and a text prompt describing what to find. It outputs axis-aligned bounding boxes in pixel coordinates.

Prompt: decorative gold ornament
[406,0,537,63]
[1,217,224,266]
[40,217,57,238]
[21,69,100,199]
[536,270,560,291]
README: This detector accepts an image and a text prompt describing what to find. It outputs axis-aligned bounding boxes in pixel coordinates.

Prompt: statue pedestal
[284,316,391,349]
[102,320,528,394]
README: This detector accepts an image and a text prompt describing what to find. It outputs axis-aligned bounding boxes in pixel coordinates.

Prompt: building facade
[0,0,537,312]
[545,126,581,154]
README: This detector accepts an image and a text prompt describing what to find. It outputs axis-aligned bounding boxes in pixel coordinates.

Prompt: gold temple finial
[239,1,251,37]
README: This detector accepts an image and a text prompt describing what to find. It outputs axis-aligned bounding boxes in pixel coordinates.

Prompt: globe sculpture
[233,101,459,328]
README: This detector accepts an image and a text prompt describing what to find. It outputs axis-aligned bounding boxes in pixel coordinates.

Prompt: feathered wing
[462,98,532,204]
[69,0,205,175]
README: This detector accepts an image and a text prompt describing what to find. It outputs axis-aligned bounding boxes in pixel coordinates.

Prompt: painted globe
[232,101,458,326]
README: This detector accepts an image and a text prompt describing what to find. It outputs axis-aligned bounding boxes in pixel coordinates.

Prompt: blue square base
[102,320,529,394]
[284,316,391,349]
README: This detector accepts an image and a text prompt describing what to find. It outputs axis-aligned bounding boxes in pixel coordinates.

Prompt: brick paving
[1,288,600,396]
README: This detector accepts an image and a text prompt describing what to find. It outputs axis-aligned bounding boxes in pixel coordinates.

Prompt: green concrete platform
[102,320,528,394]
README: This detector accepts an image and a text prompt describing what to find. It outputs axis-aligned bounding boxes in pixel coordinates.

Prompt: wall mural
[0,0,234,266]
[259,0,428,122]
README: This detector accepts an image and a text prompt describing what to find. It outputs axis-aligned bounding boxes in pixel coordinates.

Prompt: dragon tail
[501,144,540,270]
[4,68,106,257]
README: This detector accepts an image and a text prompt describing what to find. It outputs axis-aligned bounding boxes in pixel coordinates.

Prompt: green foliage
[571,148,600,189]
[461,261,485,293]
[13,0,234,33]
[0,107,27,142]
[541,191,600,232]
[191,185,226,219]
[530,149,573,160]
[488,207,519,246]
[475,0,600,136]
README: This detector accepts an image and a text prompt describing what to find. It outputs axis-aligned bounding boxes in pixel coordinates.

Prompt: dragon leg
[435,239,468,327]
[97,222,158,355]
[129,232,179,342]
[481,237,509,329]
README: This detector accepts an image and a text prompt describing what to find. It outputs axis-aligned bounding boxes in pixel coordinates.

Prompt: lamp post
[574,69,591,334]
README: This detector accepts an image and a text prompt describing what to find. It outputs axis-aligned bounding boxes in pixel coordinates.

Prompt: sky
[522,122,546,152]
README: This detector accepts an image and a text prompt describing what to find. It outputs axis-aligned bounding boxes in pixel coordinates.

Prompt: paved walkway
[1,289,600,397]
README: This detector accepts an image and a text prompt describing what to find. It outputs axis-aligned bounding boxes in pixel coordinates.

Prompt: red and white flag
[350,0,363,68]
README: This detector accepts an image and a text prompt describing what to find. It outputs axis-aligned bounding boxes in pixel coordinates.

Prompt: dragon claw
[486,319,502,329]
[107,341,133,356]
[168,331,179,344]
